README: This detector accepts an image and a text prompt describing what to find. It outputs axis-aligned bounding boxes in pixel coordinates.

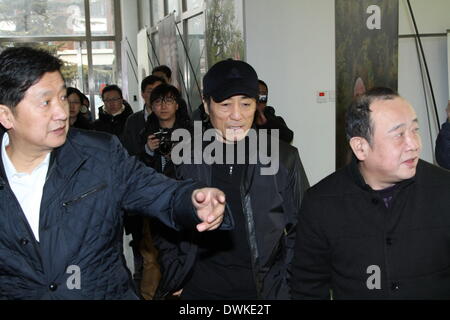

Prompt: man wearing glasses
[94,84,133,142]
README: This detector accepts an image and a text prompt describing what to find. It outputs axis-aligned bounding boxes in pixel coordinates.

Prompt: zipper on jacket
[239,164,263,299]
[62,184,107,207]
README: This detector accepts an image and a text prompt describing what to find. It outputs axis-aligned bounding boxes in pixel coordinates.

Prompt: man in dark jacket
[435,101,450,169]
[255,80,294,144]
[154,59,309,300]
[122,75,165,157]
[292,87,450,299]
[94,84,133,142]
[0,46,227,300]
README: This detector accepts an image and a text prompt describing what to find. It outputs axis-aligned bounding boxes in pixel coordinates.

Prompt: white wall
[245,0,336,186]
[245,0,450,186]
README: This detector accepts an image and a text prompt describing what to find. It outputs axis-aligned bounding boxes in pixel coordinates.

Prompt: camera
[154,128,173,155]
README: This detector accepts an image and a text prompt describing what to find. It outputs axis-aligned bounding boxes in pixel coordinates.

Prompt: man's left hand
[192,188,226,232]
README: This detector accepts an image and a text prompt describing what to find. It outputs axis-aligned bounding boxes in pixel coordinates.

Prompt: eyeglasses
[153,97,176,106]
[103,97,122,103]
[258,95,268,103]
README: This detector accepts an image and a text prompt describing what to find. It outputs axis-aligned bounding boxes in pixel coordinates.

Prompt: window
[186,14,206,110]
[146,0,245,115]
[0,0,121,120]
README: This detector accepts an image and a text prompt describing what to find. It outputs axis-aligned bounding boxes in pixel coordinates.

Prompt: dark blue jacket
[0,128,209,300]
[436,121,450,170]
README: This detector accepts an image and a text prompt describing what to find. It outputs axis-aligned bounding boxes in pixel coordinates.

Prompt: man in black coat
[255,80,294,144]
[153,59,309,300]
[122,75,165,157]
[93,84,133,142]
[0,46,227,300]
[292,87,450,299]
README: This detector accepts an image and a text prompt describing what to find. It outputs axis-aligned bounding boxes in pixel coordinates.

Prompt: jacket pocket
[62,183,107,208]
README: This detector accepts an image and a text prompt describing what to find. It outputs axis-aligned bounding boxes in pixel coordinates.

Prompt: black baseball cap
[203,59,259,102]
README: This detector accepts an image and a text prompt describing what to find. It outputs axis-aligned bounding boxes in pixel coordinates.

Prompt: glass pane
[205,0,245,67]
[186,14,206,112]
[186,0,203,12]
[151,0,164,25]
[167,0,179,15]
[0,0,86,37]
[90,0,114,36]
[0,41,88,92]
[91,41,117,117]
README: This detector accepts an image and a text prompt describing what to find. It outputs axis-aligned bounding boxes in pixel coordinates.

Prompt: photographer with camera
[139,84,192,299]
[141,84,191,175]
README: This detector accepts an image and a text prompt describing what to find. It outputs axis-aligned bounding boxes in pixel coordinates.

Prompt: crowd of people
[0,46,450,300]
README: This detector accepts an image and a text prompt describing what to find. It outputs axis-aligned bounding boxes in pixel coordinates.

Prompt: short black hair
[101,84,123,99]
[345,87,399,145]
[152,65,172,80]
[0,46,63,109]
[66,87,85,104]
[141,75,166,92]
[149,83,181,106]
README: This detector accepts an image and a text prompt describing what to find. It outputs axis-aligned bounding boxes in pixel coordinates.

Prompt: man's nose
[54,100,68,120]
[406,130,421,152]
[229,102,243,120]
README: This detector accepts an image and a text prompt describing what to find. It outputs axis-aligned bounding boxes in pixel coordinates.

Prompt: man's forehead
[370,97,418,128]
[26,72,65,96]
[370,97,415,114]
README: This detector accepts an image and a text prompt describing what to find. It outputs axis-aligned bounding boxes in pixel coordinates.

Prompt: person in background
[139,84,192,300]
[435,100,450,170]
[94,84,133,142]
[152,65,172,84]
[67,87,93,130]
[123,75,166,157]
[254,80,294,144]
[152,65,191,120]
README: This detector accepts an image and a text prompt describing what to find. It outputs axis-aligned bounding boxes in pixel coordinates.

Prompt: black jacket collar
[347,154,416,192]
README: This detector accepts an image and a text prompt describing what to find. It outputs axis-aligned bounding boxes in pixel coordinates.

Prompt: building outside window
[0,0,122,119]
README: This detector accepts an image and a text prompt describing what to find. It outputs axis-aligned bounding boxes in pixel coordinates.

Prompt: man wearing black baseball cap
[153,59,310,300]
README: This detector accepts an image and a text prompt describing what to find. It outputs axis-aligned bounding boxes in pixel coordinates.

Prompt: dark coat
[94,104,133,142]
[0,129,218,300]
[122,108,146,157]
[435,121,450,170]
[154,138,309,299]
[291,159,450,299]
[72,113,94,130]
[256,106,294,144]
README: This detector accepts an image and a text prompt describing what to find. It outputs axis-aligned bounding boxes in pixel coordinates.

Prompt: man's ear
[202,99,210,116]
[0,105,13,130]
[349,136,370,161]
